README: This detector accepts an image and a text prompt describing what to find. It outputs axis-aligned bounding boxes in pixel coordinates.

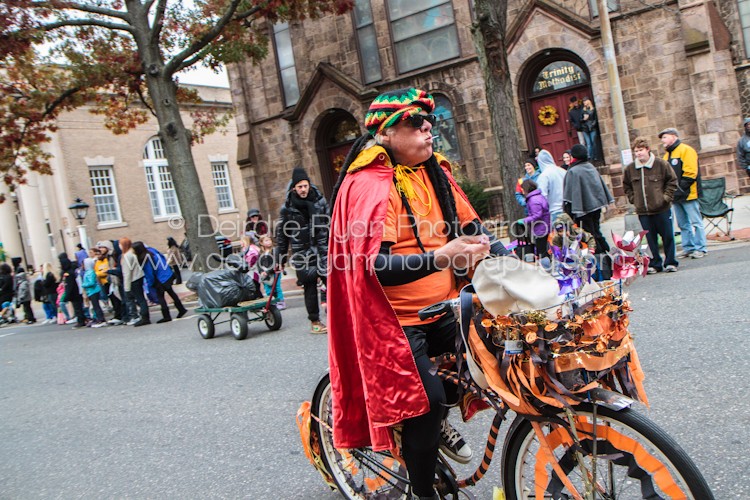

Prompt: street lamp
[68,197,90,249]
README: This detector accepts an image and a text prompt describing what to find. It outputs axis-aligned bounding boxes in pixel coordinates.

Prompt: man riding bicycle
[327,88,509,499]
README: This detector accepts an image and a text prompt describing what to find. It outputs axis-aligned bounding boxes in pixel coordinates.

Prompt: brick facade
[229,0,750,225]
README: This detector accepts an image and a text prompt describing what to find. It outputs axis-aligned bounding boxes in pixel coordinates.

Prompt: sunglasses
[405,113,437,129]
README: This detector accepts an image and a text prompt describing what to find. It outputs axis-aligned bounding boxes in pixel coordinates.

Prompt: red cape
[328,147,475,451]
[327,147,429,451]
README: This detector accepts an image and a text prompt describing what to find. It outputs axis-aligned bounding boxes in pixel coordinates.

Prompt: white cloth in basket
[473,256,561,318]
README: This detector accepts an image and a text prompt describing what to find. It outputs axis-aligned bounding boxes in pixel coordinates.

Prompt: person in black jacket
[736,117,750,178]
[0,263,16,324]
[276,167,329,333]
[58,253,87,328]
[581,97,600,161]
[568,96,585,146]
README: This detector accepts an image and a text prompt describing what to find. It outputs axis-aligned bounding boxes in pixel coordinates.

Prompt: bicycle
[298,281,714,499]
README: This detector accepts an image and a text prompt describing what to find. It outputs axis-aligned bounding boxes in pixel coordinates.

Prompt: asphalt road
[1,243,748,499]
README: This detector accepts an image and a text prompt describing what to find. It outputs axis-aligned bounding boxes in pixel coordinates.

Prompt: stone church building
[228,0,750,220]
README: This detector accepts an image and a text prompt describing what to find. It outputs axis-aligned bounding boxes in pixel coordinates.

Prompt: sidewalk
[600,194,750,249]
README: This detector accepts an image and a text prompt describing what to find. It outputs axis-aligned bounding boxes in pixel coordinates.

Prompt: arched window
[433,95,461,163]
[142,137,181,219]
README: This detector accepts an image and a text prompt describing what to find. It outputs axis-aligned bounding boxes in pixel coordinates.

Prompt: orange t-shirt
[382,166,477,326]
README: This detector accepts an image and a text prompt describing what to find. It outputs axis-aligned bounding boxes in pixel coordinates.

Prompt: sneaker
[91,321,106,328]
[665,265,678,272]
[276,301,286,310]
[647,267,658,275]
[65,318,77,325]
[691,251,706,259]
[133,319,151,327]
[126,318,139,326]
[677,251,692,259]
[439,418,472,464]
[107,319,124,325]
[310,321,328,334]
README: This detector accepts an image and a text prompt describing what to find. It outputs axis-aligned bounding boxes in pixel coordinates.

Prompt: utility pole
[599,0,631,166]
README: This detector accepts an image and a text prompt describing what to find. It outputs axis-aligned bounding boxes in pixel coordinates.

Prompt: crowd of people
[0,238,189,329]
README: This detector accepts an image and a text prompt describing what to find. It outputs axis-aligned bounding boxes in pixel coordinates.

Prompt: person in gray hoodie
[14,266,36,324]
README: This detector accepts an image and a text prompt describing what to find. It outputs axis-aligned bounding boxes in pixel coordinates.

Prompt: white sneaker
[107,319,124,325]
[65,318,77,324]
[677,251,692,259]
[665,265,678,272]
[126,318,139,326]
[91,322,106,328]
[439,418,472,464]
[690,251,706,259]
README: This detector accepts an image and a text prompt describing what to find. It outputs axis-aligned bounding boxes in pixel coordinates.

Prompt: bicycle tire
[501,403,714,500]
[310,374,412,499]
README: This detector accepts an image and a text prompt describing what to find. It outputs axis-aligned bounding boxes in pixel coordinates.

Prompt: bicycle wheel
[310,373,412,499]
[502,404,714,500]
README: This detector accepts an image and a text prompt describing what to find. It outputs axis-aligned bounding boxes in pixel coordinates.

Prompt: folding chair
[698,177,735,240]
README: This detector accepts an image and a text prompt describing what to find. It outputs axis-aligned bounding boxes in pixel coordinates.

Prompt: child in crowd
[57,281,74,324]
[81,258,106,327]
[0,301,17,325]
[258,235,285,310]
[518,179,551,260]
[240,234,263,300]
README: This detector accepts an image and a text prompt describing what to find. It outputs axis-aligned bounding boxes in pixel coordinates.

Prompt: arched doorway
[518,50,597,163]
[315,109,361,197]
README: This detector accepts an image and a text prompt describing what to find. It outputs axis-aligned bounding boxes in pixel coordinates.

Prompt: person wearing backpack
[132,241,187,323]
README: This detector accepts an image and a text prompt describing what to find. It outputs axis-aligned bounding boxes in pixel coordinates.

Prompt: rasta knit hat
[570,144,589,161]
[291,167,310,186]
[364,87,435,136]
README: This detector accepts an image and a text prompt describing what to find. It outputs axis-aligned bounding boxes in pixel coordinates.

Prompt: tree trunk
[147,76,218,272]
[127,4,218,272]
[471,0,526,224]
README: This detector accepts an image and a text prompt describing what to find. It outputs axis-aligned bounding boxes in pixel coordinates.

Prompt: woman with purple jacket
[518,179,551,259]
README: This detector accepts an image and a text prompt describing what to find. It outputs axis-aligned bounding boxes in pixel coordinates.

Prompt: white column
[0,183,24,262]
[18,172,55,268]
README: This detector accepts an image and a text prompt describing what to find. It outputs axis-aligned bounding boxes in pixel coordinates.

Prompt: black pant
[575,209,610,254]
[118,281,136,322]
[88,292,105,322]
[70,296,86,326]
[108,291,122,321]
[170,264,182,285]
[534,235,549,258]
[130,277,150,321]
[302,275,325,322]
[401,314,458,497]
[21,301,36,322]
[154,276,186,320]
[639,209,678,270]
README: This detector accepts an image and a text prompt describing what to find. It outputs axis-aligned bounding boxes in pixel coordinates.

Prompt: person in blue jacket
[81,258,106,327]
[132,241,187,324]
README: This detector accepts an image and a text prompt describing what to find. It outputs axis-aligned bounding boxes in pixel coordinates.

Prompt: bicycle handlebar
[417,299,459,321]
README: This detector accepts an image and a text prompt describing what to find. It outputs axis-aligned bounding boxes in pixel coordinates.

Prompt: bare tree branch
[148,0,168,46]
[175,46,212,73]
[44,86,81,115]
[41,18,135,33]
[163,0,248,76]
[135,84,157,117]
[31,0,130,21]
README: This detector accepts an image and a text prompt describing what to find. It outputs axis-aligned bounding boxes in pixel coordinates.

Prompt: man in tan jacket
[623,136,679,273]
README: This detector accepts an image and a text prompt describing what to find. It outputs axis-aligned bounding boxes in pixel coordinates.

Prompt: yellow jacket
[663,140,700,201]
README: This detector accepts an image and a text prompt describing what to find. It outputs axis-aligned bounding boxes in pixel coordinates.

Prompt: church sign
[532,62,588,94]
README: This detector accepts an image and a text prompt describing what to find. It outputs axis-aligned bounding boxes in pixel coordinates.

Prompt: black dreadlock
[329,135,460,244]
